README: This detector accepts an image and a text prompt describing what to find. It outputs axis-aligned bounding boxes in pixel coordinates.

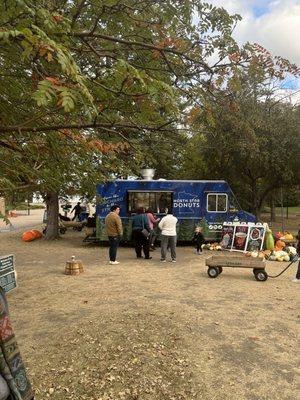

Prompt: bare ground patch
[1,229,299,400]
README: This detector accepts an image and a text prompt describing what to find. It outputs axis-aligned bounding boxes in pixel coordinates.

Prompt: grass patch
[5,203,45,211]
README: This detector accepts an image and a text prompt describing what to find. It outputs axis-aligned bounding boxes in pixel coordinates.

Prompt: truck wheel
[254,269,268,281]
[60,227,67,234]
[207,267,219,278]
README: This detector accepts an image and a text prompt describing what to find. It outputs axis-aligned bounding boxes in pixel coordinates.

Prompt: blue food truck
[95,175,256,242]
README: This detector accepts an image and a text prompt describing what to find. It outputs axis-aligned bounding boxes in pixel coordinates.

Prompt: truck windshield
[127,191,173,214]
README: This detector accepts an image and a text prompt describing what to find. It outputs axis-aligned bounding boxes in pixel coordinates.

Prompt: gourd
[283,255,290,262]
[265,230,275,250]
[284,231,293,240]
[286,246,297,255]
[274,250,288,258]
[274,231,284,240]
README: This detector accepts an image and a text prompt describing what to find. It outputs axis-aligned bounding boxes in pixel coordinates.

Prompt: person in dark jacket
[131,207,151,259]
[71,202,82,221]
[193,226,205,254]
[105,205,123,265]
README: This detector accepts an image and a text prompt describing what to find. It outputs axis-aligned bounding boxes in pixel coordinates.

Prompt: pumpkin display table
[205,255,268,281]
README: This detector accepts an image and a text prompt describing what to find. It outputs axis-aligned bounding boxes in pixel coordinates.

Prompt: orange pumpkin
[22,230,43,242]
[32,230,42,239]
[274,239,285,252]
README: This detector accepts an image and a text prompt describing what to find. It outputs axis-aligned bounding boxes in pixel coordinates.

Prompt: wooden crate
[205,255,265,269]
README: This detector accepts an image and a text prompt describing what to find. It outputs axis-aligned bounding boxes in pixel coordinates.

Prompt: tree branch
[0,121,177,134]
[71,0,87,28]
[68,31,213,73]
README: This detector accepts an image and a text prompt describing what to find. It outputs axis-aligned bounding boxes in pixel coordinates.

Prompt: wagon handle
[268,255,299,278]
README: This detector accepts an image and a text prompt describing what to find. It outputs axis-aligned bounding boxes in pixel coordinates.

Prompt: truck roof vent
[140,168,155,180]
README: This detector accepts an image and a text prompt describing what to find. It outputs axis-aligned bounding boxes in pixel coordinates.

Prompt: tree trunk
[44,191,59,240]
[253,205,261,220]
[270,194,276,222]
[249,179,261,219]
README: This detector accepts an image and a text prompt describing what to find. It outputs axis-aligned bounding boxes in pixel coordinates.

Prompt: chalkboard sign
[0,255,17,293]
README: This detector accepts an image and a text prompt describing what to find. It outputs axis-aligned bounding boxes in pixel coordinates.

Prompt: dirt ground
[1,227,299,400]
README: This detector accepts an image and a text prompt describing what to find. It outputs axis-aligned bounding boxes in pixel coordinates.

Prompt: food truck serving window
[207,193,227,212]
[127,191,173,214]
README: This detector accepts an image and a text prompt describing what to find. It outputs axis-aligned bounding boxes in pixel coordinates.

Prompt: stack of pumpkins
[264,230,296,262]
[201,242,222,251]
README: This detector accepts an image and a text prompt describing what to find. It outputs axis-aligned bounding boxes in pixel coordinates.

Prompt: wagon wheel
[254,269,268,282]
[207,267,219,278]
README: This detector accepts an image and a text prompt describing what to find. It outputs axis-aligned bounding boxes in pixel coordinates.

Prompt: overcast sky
[208,0,300,92]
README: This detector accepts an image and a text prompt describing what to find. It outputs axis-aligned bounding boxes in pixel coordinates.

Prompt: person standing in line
[146,208,160,251]
[132,207,152,259]
[71,202,82,221]
[105,205,123,265]
[158,210,178,263]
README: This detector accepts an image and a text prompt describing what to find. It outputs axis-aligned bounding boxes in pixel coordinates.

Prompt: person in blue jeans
[293,232,300,282]
[105,205,123,265]
[158,210,178,262]
[131,207,151,259]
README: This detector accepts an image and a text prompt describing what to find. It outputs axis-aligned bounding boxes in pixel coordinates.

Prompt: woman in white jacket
[158,211,178,262]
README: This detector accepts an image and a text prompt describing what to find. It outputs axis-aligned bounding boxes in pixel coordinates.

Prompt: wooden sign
[0,254,17,293]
